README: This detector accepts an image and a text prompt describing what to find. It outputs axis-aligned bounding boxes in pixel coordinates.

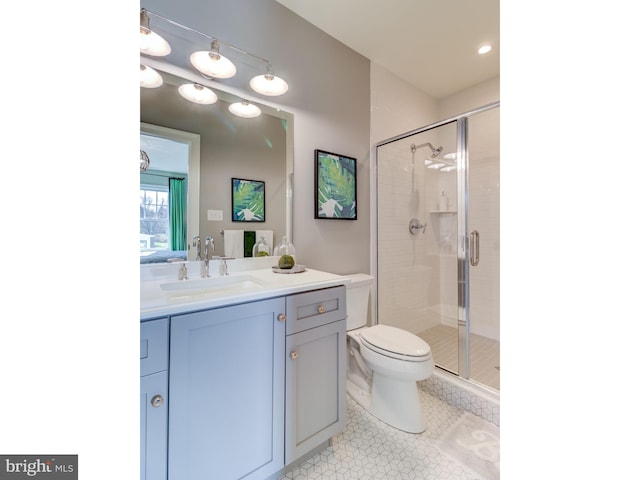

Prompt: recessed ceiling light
[478,45,492,55]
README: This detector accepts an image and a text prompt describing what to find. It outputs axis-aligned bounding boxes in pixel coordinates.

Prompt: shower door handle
[470,230,480,266]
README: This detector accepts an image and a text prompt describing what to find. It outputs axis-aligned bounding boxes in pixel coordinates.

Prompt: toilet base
[369,372,426,434]
[347,372,426,434]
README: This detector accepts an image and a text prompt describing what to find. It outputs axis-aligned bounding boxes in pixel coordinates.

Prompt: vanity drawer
[141,318,169,377]
[285,286,346,335]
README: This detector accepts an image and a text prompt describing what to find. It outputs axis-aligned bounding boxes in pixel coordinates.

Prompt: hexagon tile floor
[279,387,499,480]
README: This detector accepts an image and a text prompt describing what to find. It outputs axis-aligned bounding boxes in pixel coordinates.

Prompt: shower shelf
[430,210,457,214]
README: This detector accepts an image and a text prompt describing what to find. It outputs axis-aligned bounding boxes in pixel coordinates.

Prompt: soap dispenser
[438,191,448,211]
[252,236,271,257]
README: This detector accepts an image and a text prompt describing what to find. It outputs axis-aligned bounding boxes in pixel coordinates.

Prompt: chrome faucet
[193,235,202,261]
[201,236,215,277]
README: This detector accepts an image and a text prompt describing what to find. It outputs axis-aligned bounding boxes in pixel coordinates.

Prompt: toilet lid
[360,325,431,359]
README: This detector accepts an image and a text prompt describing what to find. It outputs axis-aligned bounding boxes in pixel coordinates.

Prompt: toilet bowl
[344,274,434,434]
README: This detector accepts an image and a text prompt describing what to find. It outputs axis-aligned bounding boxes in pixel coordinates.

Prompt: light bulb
[228,101,261,118]
[190,47,237,79]
[250,73,289,96]
[178,83,218,104]
[140,65,163,88]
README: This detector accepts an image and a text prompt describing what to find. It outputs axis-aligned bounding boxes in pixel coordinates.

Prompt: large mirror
[140,60,293,264]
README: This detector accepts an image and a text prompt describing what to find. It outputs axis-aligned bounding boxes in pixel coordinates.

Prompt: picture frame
[314,149,357,220]
[231,178,265,222]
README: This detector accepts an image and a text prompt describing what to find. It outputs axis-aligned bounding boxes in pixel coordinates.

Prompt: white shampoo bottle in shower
[439,191,448,211]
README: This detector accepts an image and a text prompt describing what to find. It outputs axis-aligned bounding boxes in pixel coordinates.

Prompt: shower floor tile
[279,386,497,480]
[418,325,500,391]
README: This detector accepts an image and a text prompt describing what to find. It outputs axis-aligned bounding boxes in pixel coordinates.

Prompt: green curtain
[168,177,186,251]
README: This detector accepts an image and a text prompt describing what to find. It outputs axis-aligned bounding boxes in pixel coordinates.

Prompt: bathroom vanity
[140,259,347,480]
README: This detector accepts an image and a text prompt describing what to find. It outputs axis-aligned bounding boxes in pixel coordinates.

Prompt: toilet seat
[359,325,431,362]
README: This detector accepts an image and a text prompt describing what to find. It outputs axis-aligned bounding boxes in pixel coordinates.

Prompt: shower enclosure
[375,102,500,391]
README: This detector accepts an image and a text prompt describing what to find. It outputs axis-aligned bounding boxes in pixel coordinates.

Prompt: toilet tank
[344,273,374,330]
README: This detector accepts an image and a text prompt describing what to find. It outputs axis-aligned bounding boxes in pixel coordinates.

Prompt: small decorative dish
[272,264,306,274]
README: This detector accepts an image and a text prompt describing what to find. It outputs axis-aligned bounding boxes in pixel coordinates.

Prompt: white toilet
[344,273,434,433]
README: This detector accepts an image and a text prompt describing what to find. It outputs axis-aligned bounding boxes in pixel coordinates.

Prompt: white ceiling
[275,0,500,99]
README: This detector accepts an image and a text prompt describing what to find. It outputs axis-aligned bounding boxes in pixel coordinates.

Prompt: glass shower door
[376,120,460,376]
[464,107,500,390]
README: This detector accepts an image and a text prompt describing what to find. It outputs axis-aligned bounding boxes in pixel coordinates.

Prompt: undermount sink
[160,274,265,298]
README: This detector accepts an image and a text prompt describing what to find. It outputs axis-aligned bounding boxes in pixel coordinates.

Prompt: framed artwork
[231,178,265,222]
[314,149,357,220]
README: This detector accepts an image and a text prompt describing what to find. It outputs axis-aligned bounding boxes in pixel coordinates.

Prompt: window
[140,185,169,251]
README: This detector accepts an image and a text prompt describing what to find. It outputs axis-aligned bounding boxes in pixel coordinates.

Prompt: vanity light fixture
[139,8,289,96]
[140,150,151,172]
[140,65,163,88]
[191,40,237,79]
[140,8,171,56]
[178,83,218,104]
[228,101,262,118]
[250,63,289,96]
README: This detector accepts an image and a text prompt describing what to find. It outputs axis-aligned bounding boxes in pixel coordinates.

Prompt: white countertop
[140,258,350,320]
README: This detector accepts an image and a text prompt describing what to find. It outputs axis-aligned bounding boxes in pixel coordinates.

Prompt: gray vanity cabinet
[284,286,347,464]
[168,297,286,480]
[140,318,169,480]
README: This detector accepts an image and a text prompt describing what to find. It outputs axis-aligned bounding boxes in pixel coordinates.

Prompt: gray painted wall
[142,0,371,274]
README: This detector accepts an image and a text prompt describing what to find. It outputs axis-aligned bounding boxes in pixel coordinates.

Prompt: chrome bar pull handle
[470,230,480,266]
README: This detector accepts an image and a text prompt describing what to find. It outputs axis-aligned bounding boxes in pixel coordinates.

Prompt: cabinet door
[285,319,346,464]
[169,298,286,480]
[141,371,168,480]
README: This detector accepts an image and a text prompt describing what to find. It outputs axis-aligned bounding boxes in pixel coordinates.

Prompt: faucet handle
[178,262,188,280]
[215,256,233,276]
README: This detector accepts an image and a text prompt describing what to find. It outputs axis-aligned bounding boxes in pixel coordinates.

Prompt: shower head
[410,142,443,158]
[428,144,443,158]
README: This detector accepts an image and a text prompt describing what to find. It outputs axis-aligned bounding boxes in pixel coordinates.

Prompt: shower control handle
[409,218,427,235]
[470,230,480,266]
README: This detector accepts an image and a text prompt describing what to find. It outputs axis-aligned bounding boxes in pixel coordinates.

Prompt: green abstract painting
[315,150,357,219]
[232,178,265,222]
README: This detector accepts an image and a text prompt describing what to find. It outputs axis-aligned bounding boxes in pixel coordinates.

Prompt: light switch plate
[207,209,223,221]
